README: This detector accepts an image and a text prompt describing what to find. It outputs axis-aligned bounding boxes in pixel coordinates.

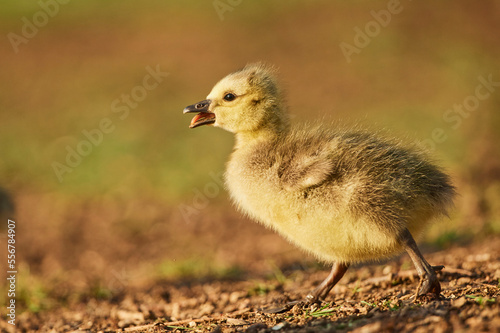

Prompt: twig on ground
[124,308,252,332]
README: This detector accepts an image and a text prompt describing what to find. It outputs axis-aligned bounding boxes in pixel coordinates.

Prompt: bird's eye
[223,93,236,102]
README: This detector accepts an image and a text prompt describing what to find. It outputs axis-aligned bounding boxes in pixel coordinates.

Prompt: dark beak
[183,99,216,129]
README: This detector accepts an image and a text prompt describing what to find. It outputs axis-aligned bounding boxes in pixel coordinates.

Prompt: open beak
[183,99,216,129]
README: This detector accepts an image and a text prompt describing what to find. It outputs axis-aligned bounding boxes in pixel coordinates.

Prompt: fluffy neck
[235,107,290,149]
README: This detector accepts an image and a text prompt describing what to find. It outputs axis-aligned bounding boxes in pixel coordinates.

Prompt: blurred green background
[0,0,499,313]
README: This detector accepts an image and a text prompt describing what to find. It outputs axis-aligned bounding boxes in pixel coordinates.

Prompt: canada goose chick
[183,63,455,302]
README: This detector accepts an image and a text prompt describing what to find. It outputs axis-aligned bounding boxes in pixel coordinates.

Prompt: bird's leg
[305,262,350,303]
[262,262,349,313]
[399,228,441,297]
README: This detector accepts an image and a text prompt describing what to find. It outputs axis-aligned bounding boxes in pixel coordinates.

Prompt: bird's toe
[417,272,441,297]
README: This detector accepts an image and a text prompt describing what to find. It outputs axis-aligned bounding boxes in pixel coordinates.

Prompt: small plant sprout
[306,303,340,318]
[165,325,198,331]
[466,295,496,306]
[248,282,275,296]
[352,282,361,295]
[360,300,377,308]
[382,299,401,311]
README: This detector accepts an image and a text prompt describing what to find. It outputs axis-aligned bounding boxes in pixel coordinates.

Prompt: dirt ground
[4,235,499,333]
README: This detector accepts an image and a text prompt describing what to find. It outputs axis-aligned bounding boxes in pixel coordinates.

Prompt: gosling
[183,63,455,303]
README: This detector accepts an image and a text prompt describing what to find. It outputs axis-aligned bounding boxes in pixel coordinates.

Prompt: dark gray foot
[399,228,442,298]
[262,262,349,313]
[305,262,350,303]
[416,265,444,297]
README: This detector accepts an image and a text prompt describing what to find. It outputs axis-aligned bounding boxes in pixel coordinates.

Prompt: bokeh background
[1,0,499,314]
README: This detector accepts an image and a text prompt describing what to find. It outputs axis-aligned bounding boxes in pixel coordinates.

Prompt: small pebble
[272,322,288,330]
[245,323,268,333]
[226,318,249,326]
[451,296,467,308]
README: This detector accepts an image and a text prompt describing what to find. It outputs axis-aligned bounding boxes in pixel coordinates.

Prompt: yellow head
[184,63,289,135]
